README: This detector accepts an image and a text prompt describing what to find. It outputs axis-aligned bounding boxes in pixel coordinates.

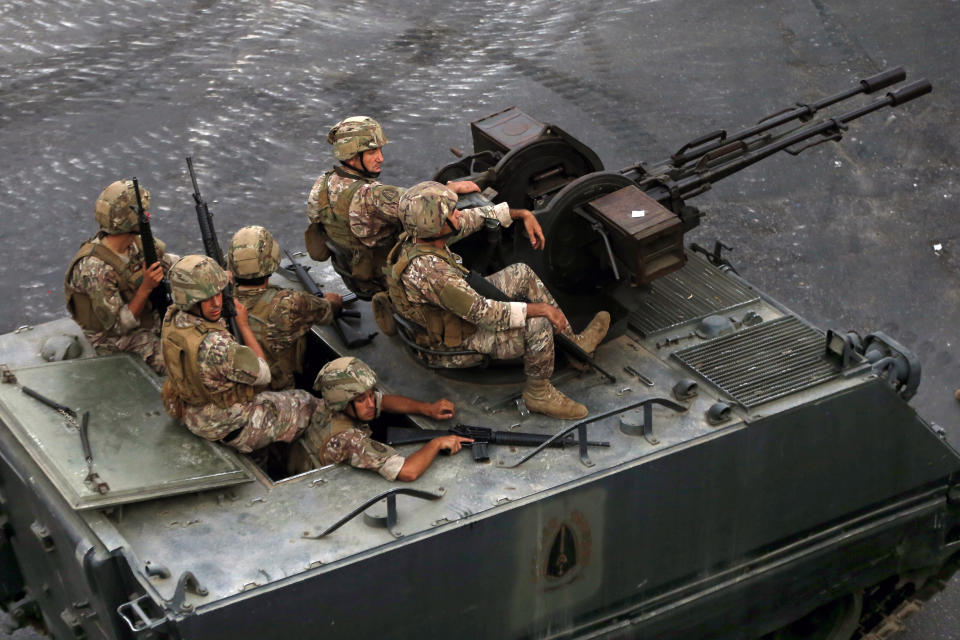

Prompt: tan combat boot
[572,311,610,355]
[371,291,397,336]
[522,378,588,420]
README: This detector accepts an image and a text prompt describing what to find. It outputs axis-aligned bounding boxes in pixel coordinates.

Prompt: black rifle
[281,248,377,348]
[185,156,240,337]
[132,178,172,321]
[464,271,617,383]
[385,423,610,462]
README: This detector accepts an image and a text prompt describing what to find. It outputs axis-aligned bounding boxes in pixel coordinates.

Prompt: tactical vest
[64,240,155,332]
[385,241,478,348]
[160,312,256,420]
[309,167,388,282]
[316,413,369,466]
[239,286,303,391]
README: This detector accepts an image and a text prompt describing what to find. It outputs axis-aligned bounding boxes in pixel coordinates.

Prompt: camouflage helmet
[327,116,388,161]
[227,225,280,279]
[398,181,458,239]
[314,357,378,412]
[94,179,149,235]
[168,255,229,310]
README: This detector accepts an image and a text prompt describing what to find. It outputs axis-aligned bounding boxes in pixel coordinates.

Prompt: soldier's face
[359,147,383,173]
[200,293,223,321]
[348,389,377,422]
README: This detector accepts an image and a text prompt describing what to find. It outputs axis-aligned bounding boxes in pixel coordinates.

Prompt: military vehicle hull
[2,71,959,639]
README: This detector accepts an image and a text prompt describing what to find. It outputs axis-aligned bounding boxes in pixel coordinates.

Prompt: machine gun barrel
[669,67,906,167]
[132,177,172,320]
[281,248,375,349]
[185,156,240,337]
[642,79,932,203]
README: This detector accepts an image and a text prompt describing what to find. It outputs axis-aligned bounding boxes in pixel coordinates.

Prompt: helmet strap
[341,158,380,180]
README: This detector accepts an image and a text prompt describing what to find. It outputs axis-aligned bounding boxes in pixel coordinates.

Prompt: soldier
[305,115,480,298]
[227,225,342,390]
[161,254,322,453]
[64,179,176,375]
[308,357,471,482]
[386,181,610,420]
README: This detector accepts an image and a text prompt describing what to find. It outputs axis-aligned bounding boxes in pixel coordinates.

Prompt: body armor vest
[240,286,304,391]
[160,312,256,420]
[64,240,154,331]
[385,241,477,349]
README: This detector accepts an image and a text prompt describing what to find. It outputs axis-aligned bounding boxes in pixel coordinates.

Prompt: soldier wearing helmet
[64,179,177,375]
[385,181,610,421]
[305,115,481,298]
[227,225,342,390]
[161,254,329,458]
[305,357,467,481]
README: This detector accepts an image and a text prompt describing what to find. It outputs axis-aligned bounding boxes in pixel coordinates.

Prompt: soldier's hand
[324,292,343,314]
[425,399,455,420]
[139,261,164,292]
[434,435,473,455]
[446,180,481,194]
[521,211,545,250]
[526,303,568,334]
[234,300,250,326]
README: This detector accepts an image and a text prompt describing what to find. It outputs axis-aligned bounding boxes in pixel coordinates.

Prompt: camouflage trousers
[185,389,322,453]
[89,327,165,376]
[462,263,569,379]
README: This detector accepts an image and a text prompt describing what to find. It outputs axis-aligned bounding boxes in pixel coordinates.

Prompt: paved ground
[0,0,957,637]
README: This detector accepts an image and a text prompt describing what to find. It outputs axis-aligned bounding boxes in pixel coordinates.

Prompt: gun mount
[435,68,930,295]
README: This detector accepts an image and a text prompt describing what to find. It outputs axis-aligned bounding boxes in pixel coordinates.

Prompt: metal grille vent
[672,316,840,409]
[628,253,759,336]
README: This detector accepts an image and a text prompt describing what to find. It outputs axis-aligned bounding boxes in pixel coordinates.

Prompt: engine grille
[671,315,840,409]
[628,253,759,336]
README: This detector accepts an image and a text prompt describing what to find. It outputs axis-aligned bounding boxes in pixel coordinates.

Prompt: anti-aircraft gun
[434,67,929,300]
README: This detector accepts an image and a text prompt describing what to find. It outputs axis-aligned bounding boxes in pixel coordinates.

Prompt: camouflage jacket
[65,235,176,349]
[171,310,271,440]
[307,165,404,249]
[309,394,405,481]
[399,204,527,332]
[235,285,334,390]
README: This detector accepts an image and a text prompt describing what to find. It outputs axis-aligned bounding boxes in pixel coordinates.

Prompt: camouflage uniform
[166,309,322,453]
[298,388,405,481]
[306,165,404,290]
[235,286,333,390]
[394,203,561,378]
[65,235,176,375]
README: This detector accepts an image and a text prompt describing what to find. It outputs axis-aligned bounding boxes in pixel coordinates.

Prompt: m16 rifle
[185,156,240,337]
[131,177,172,320]
[281,248,377,349]
[385,423,610,462]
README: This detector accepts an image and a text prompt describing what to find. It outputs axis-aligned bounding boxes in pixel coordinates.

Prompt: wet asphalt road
[1,0,959,638]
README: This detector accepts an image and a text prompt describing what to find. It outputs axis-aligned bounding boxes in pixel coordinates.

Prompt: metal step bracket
[303,487,446,539]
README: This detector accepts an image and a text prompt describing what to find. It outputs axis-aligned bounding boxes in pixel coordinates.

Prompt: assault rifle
[464,271,617,383]
[281,248,377,348]
[132,177,172,320]
[185,156,240,337]
[385,423,610,462]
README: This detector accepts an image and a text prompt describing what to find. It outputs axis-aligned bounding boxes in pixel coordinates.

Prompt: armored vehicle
[1,68,958,640]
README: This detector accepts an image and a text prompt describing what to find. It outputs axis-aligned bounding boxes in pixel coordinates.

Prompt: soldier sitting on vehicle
[305,115,480,298]
[386,181,610,421]
[161,254,328,455]
[302,357,471,482]
[227,225,341,391]
[64,179,177,376]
